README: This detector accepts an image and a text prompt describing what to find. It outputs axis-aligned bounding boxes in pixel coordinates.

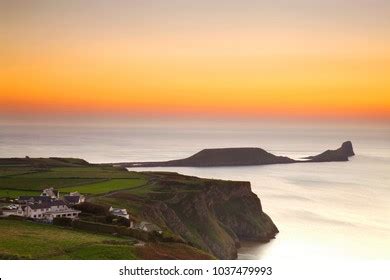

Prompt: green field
[0,189,41,198]
[0,219,137,259]
[0,159,223,260]
[0,177,105,191]
[0,167,40,177]
[0,219,214,260]
[17,166,140,179]
[0,164,147,197]
[59,178,147,194]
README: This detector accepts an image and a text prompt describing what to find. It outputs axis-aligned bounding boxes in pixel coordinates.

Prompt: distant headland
[119,141,355,168]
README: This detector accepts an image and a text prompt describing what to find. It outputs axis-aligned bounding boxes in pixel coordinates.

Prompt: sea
[1,120,389,260]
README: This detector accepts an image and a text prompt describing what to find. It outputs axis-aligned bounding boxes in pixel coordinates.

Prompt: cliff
[101,172,279,259]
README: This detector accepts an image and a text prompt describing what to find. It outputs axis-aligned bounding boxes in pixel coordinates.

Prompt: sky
[1,0,390,122]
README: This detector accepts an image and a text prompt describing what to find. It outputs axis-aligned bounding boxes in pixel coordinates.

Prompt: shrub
[5,215,26,221]
[0,253,29,260]
[72,219,117,234]
[161,231,185,243]
[71,220,155,241]
[73,202,108,215]
[113,216,130,227]
[53,217,73,227]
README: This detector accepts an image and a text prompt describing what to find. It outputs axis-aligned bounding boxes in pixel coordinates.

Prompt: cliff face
[137,173,278,259]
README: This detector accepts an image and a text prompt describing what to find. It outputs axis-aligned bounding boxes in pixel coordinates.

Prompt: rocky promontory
[97,172,279,259]
[304,141,355,162]
[118,141,355,168]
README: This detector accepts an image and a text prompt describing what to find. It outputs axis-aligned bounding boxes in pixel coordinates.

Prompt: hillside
[0,219,213,260]
[0,157,90,168]
[0,162,145,198]
[91,172,278,259]
[0,159,276,259]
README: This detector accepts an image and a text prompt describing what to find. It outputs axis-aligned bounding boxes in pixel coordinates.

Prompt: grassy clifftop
[92,172,278,259]
[0,158,277,259]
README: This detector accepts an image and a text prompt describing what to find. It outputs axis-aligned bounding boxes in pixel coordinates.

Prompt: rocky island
[119,141,355,168]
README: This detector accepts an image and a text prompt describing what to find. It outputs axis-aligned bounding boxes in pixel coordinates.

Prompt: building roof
[110,207,128,214]
[139,221,161,232]
[2,205,26,210]
[69,191,81,196]
[111,209,127,214]
[28,200,67,210]
[18,196,52,203]
[41,188,59,197]
[45,209,81,215]
[63,195,81,204]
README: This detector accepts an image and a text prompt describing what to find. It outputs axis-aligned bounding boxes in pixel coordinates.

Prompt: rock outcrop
[105,172,279,259]
[140,173,278,259]
[304,141,355,162]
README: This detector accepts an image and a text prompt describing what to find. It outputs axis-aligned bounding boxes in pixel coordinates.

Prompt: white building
[109,207,129,220]
[18,195,52,204]
[41,187,59,199]
[139,221,162,233]
[63,192,85,205]
[133,221,162,234]
[1,204,25,217]
[2,201,81,221]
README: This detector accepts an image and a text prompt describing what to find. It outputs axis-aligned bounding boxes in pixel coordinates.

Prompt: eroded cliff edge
[101,172,279,259]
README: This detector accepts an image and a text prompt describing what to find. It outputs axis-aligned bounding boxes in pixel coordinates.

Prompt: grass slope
[0,163,146,198]
[0,177,105,191]
[0,219,214,260]
[59,178,147,194]
[0,219,137,260]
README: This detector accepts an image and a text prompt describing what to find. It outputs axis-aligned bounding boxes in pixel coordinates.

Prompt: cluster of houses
[1,188,84,222]
[1,187,162,233]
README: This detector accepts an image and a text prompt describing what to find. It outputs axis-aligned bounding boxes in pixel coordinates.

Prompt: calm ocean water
[1,121,389,259]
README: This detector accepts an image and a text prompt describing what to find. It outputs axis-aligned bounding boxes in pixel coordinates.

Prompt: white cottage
[109,207,129,219]
[41,187,59,199]
[25,201,80,221]
[63,192,85,205]
[133,221,162,234]
[139,221,162,233]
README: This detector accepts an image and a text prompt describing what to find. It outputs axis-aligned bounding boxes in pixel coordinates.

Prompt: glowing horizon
[1,1,390,121]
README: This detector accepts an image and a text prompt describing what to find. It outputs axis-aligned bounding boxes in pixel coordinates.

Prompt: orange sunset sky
[1,0,390,121]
